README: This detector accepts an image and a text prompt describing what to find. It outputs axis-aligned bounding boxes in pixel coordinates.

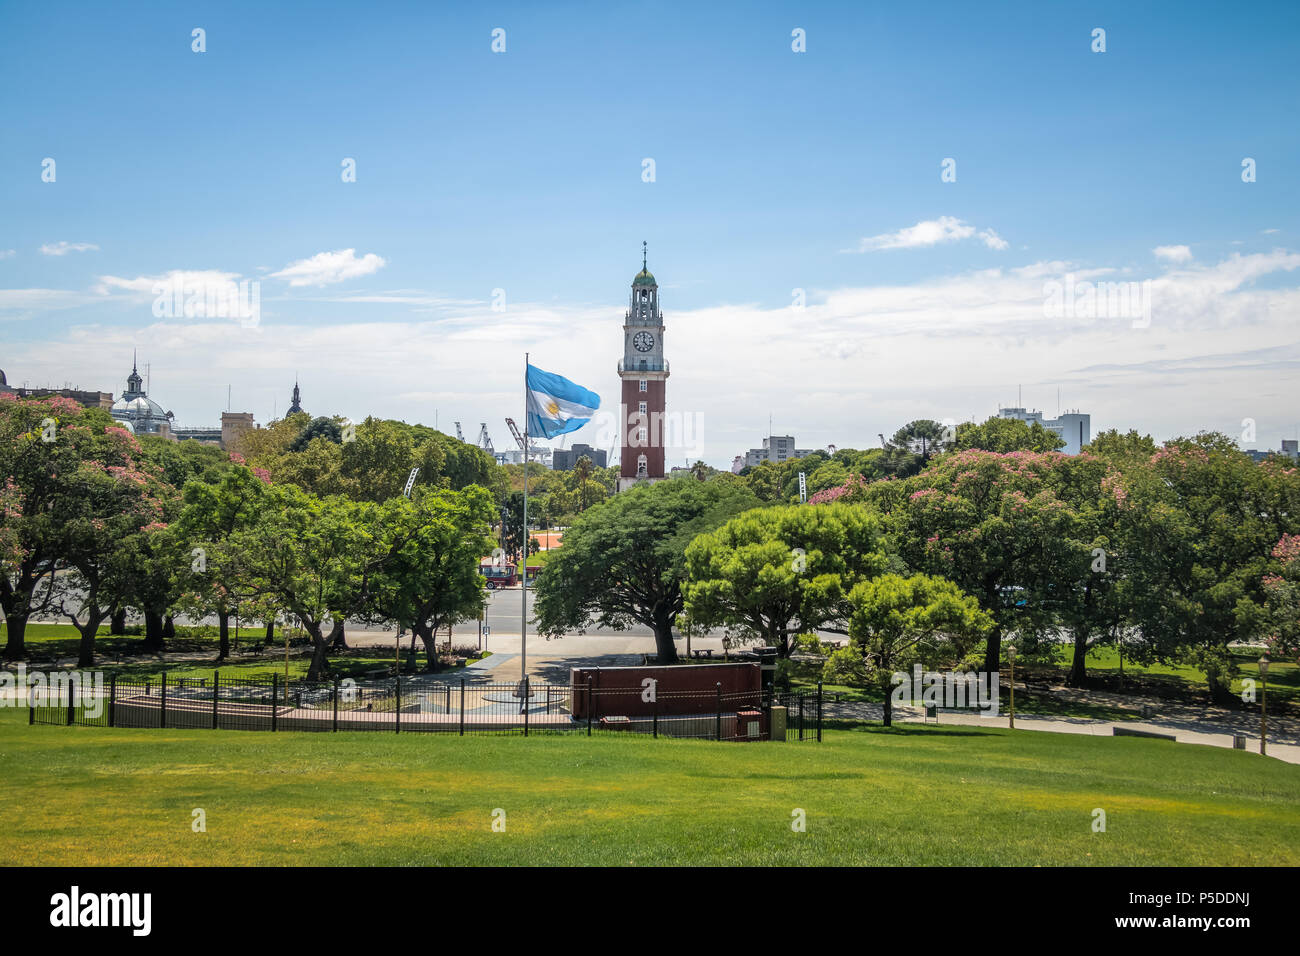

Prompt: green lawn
[2,708,1296,866]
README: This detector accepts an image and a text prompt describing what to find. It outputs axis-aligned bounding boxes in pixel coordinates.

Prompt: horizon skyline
[3,1,1298,465]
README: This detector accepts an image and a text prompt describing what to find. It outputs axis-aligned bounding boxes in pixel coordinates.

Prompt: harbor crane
[476,423,494,453]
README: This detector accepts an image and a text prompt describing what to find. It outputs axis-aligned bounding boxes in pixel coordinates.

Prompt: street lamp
[1259,655,1270,757]
[1007,645,1016,730]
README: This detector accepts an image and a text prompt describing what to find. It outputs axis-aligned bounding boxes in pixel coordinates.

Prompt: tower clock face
[633,331,655,352]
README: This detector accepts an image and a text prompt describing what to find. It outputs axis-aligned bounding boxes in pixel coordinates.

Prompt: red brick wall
[620,377,666,478]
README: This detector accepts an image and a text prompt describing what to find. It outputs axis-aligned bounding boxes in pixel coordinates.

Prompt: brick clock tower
[618,243,669,492]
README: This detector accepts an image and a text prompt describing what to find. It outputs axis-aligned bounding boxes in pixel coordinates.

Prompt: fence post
[160,671,167,729]
[108,674,116,728]
[395,673,401,734]
[67,677,75,725]
[586,679,593,736]
[523,676,529,737]
[459,679,465,736]
[653,695,658,739]
[716,683,722,741]
[798,693,805,741]
[212,669,220,729]
[332,676,339,732]
[270,673,278,732]
[816,681,823,743]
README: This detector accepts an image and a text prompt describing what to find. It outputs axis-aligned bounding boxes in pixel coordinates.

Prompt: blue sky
[2,0,1298,465]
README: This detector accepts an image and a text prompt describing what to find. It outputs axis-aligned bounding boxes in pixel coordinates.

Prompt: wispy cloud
[1154,244,1193,263]
[846,217,1008,252]
[270,249,386,287]
[0,250,15,260]
[39,241,99,256]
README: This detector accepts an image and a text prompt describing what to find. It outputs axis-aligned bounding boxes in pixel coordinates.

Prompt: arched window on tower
[636,454,648,478]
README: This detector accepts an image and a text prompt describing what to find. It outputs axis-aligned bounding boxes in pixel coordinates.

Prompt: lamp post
[1259,655,1270,756]
[1007,645,1016,730]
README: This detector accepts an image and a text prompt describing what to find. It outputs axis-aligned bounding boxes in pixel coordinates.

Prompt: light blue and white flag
[525,363,601,439]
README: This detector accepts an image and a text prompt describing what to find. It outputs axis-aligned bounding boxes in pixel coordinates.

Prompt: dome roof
[632,269,656,286]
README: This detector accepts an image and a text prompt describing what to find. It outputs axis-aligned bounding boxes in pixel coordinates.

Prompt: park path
[818,698,1300,765]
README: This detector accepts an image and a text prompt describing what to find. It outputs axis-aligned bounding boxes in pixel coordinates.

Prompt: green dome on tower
[633,269,656,286]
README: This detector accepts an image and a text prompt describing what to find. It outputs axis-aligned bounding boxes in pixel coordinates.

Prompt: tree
[290,416,343,452]
[1260,533,1300,663]
[52,426,171,667]
[880,419,951,477]
[825,573,991,725]
[229,485,390,680]
[865,449,1077,674]
[1126,436,1300,702]
[683,503,892,656]
[954,415,1066,454]
[0,395,93,658]
[177,466,274,660]
[368,487,495,668]
[533,480,759,662]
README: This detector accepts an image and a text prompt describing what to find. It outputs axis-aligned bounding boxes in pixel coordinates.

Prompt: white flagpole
[521,352,529,685]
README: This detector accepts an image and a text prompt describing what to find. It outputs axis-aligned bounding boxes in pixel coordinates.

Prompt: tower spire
[642,240,647,272]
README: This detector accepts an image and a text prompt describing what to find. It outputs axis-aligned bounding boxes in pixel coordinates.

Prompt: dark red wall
[619,378,666,478]
[570,662,760,718]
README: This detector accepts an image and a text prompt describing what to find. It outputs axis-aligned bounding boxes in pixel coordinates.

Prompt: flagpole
[521,351,529,686]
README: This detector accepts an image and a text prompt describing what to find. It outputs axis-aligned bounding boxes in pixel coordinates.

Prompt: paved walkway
[817,699,1300,765]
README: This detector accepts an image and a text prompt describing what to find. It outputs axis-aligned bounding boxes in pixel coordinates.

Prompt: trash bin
[1233,733,1246,750]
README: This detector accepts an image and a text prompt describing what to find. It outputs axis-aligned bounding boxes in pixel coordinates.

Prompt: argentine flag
[525,363,601,439]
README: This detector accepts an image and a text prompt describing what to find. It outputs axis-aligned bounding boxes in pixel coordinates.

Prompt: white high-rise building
[998,407,1091,455]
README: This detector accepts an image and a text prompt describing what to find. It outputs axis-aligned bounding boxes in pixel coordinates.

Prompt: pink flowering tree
[1259,534,1300,663]
[859,448,1078,674]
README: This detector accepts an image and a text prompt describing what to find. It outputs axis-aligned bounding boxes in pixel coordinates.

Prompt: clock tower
[618,243,669,492]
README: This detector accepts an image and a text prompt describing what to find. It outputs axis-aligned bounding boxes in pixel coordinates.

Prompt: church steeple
[287,377,304,415]
[125,351,144,397]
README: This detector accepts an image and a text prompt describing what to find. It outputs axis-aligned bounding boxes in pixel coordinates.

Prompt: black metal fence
[27,672,822,742]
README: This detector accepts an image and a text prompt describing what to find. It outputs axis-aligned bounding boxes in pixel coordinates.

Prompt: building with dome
[110,357,174,438]
[287,379,305,415]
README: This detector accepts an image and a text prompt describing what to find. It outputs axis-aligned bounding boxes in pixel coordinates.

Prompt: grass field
[2,708,1297,866]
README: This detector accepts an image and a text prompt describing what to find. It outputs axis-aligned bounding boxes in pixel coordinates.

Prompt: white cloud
[0,250,15,260]
[1263,228,1280,235]
[978,228,1009,251]
[39,241,99,256]
[848,216,1008,253]
[7,250,1299,464]
[270,249,386,287]
[1154,244,1193,263]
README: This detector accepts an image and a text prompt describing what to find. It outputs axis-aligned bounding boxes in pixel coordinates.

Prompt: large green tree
[683,502,893,656]
[368,487,496,668]
[825,572,991,725]
[534,479,759,662]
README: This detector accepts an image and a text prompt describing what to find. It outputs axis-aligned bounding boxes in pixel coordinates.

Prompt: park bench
[691,648,715,659]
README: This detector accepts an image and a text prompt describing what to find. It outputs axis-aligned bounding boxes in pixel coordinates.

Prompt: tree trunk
[264,619,276,646]
[652,621,678,664]
[2,613,28,660]
[982,626,1003,676]
[1066,627,1089,686]
[217,611,230,661]
[110,608,127,635]
[76,615,101,668]
[329,620,347,650]
[163,615,176,641]
[305,620,333,682]
[415,623,439,672]
[882,683,894,727]
[143,609,164,652]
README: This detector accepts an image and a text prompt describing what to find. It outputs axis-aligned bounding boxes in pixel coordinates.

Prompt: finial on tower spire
[642,240,647,272]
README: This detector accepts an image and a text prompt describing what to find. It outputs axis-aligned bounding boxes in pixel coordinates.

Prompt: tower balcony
[618,359,669,373]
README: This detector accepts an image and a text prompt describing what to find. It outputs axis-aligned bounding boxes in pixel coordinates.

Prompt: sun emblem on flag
[546,400,560,416]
